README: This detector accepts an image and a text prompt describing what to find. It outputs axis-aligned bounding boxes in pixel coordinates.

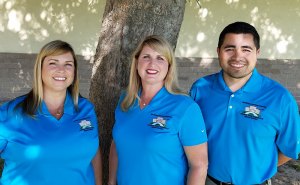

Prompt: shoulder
[168,93,200,111]
[190,73,218,99]
[77,96,95,110]
[0,95,26,121]
[261,75,294,98]
[1,95,26,111]
[191,73,218,89]
[260,74,298,108]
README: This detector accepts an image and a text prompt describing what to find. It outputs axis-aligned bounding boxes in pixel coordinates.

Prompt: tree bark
[89,0,186,183]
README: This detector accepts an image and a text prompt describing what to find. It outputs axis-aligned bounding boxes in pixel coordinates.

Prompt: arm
[92,148,103,185]
[277,151,291,166]
[108,140,118,185]
[184,143,208,185]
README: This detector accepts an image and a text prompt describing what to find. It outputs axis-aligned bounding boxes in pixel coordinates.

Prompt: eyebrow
[223,45,253,50]
[47,58,59,62]
[47,58,74,63]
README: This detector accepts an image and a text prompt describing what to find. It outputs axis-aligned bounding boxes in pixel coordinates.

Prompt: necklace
[56,109,63,116]
[53,105,64,116]
[140,96,150,107]
[140,99,147,107]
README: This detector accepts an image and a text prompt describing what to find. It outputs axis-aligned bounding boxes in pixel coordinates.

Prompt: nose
[232,49,243,59]
[56,64,65,72]
[148,58,156,65]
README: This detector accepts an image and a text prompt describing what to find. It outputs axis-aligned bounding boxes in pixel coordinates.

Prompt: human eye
[65,63,74,67]
[157,57,167,64]
[157,56,164,60]
[64,62,74,69]
[45,58,58,66]
[139,55,150,62]
[224,48,234,52]
[243,48,252,53]
[48,61,57,66]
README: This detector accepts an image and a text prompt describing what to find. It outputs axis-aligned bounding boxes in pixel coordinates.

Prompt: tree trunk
[89,0,186,183]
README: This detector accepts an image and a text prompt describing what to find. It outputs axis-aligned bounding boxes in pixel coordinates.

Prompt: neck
[43,90,67,119]
[140,84,163,107]
[43,90,66,106]
[223,73,252,92]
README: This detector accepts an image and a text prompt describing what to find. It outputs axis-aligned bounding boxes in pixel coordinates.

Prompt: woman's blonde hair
[20,40,79,116]
[121,35,184,111]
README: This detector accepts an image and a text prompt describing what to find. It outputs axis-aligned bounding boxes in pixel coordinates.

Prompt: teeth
[146,69,158,74]
[231,63,244,68]
[53,77,66,81]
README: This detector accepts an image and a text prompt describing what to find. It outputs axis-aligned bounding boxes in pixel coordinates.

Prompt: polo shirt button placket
[229,94,235,109]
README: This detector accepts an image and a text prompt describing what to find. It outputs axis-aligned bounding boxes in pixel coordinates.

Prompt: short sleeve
[0,103,9,152]
[189,83,197,100]
[0,102,8,122]
[87,102,99,141]
[179,102,207,146]
[276,98,300,159]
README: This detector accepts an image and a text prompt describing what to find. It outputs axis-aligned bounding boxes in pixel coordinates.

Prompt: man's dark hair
[218,21,260,49]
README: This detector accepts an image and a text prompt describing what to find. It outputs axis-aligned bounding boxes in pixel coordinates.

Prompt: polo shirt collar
[150,86,168,102]
[39,91,74,115]
[214,68,263,93]
[137,86,168,107]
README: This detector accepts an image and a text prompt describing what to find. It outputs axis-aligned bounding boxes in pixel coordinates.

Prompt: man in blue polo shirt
[190,21,300,185]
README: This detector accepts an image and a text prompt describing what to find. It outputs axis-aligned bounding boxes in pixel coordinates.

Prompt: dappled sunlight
[199,51,212,59]
[178,45,199,57]
[199,58,214,68]
[259,23,296,59]
[40,1,75,34]
[24,145,41,160]
[176,0,300,59]
[250,7,259,22]
[197,7,208,21]
[0,0,101,58]
[10,62,32,94]
[225,0,240,5]
[226,0,240,4]
[7,176,29,185]
[196,32,205,42]
[251,3,300,59]
[7,9,22,32]
[276,39,290,54]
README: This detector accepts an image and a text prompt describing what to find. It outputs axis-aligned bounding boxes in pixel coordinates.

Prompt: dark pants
[205,176,272,185]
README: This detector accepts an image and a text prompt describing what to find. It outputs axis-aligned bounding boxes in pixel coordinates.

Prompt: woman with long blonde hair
[0,40,102,185]
[109,35,208,185]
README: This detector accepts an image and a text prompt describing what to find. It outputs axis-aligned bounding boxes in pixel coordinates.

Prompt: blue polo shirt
[0,93,99,185]
[190,68,300,185]
[113,87,207,185]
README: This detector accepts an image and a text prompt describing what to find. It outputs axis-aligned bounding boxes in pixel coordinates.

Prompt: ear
[256,48,260,55]
[217,47,220,55]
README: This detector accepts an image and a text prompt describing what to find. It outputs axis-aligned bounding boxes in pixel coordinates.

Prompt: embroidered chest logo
[241,102,265,120]
[79,120,94,131]
[149,116,168,129]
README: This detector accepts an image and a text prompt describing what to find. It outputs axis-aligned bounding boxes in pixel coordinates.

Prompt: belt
[207,175,272,185]
[207,175,232,185]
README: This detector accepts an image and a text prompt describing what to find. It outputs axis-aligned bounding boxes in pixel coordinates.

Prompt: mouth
[146,69,158,75]
[229,61,246,69]
[53,77,66,81]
